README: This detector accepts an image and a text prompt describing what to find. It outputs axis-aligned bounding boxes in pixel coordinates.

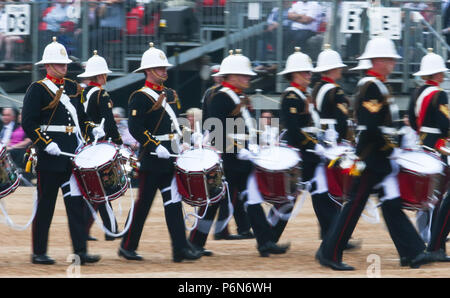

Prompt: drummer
[311,44,350,144]
[118,43,201,263]
[408,49,450,262]
[316,37,430,270]
[278,47,340,244]
[77,50,123,241]
[191,49,289,257]
[21,37,104,265]
[194,61,255,242]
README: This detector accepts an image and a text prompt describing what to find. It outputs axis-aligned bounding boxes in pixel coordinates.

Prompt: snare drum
[396,150,444,210]
[253,145,301,204]
[0,145,19,200]
[324,145,354,198]
[175,147,225,207]
[72,141,129,203]
[119,145,139,178]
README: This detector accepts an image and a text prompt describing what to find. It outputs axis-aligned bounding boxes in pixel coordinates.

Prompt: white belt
[154,133,177,141]
[320,119,337,125]
[40,125,79,134]
[356,125,397,135]
[301,126,321,134]
[420,126,442,134]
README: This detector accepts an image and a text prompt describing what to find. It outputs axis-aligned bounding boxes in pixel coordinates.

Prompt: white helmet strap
[48,64,65,79]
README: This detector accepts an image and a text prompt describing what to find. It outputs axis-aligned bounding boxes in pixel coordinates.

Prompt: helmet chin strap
[293,73,310,87]
[150,68,167,84]
[48,64,66,78]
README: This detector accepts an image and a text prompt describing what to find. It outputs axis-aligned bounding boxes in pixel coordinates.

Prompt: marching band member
[316,37,430,270]
[311,44,350,144]
[118,43,201,263]
[190,50,275,256]
[279,47,338,242]
[22,37,103,265]
[195,61,255,242]
[77,50,123,241]
[408,49,450,262]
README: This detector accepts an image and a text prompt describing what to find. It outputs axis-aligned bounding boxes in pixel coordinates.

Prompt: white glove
[92,126,105,139]
[155,145,171,159]
[324,128,338,144]
[237,148,252,160]
[192,132,203,146]
[313,143,326,157]
[389,147,402,160]
[44,142,62,156]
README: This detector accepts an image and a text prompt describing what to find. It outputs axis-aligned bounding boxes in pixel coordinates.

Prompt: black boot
[257,241,290,257]
[173,247,202,263]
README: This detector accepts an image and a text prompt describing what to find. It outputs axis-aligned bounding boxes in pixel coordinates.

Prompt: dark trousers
[428,192,450,252]
[121,171,188,252]
[32,171,87,255]
[189,167,252,247]
[320,169,426,262]
[303,161,340,239]
[289,29,316,53]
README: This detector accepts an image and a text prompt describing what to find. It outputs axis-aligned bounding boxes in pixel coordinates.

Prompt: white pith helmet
[77,50,112,78]
[35,36,72,65]
[413,48,449,76]
[210,64,222,77]
[133,42,173,73]
[349,59,372,71]
[214,49,257,76]
[357,37,402,60]
[313,44,347,72]
[277,47,314,75]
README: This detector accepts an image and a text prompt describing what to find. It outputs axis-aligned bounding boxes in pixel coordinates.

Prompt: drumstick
[60,151,77,158]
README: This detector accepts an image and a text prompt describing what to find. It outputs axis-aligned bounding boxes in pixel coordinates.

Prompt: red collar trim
[145,81,164,91]
[88,81,102,87]
[290,81,307,92]
[46,74,64,85]
[222,81,242,94]
[425,80,439,87]
[367,70,386,82]
[321,76,336,84]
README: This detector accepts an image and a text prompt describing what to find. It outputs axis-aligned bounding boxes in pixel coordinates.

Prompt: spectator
[40,0,79,57]
[6,109,31,172]
[112,107,139,152]
[89,0,125,63]
[287,1,324,55]
[0,107,18,146]
[256,0,293,63]
[185,107,202,132]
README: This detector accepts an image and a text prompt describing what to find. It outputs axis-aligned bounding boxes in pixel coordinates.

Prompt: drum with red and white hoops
[323,144,355,200]
[252,145,301,204]
[175,147,226,207]
[396,150,445,210]
[0,144,19,200]
[72,141,129,204]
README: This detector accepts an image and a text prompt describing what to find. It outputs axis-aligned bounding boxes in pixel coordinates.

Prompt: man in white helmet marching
[278,47,341,246]
[312,44,350,144]
[78,50,123,241]
[191,50,290,257]
[408,49,450,263]
[316,37,430,270]
[21,37,103,265]
[118,43,201,262]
